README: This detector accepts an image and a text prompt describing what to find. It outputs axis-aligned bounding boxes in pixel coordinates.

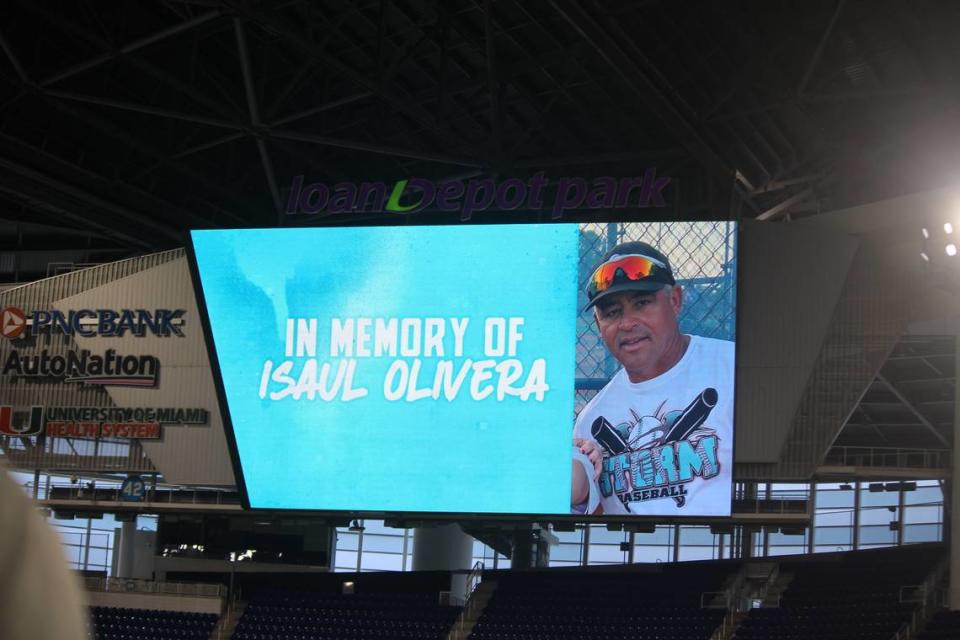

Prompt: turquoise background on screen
[192,224,579,513]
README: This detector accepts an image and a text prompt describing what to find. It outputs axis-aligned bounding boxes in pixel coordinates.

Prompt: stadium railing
[45,482,241,505]
[823,446,949,470]
[449,561,489,640]
[892,556,949,640]
[84,576,225,598]
[704,562,779,640]
[466,561,484,600]
[734,487,810,515]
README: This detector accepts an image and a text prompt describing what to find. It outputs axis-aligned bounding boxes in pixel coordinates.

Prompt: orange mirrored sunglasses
[588,254,670,297]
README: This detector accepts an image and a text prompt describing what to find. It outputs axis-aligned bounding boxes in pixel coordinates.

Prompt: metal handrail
[466,560,484,599]
[733,497,809,515]
[824,446,949,470]
[755,564,781,606]
[899,584,926,604]
[42,483,240,505]
[890,556,949,640]
[700,590,729,609]
[450,562,486,639]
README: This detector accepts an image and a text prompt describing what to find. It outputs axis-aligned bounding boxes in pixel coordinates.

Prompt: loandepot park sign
[285,170,671,219]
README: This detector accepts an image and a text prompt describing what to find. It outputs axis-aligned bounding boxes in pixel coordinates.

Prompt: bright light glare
[945,222,954,234]
[947,244,957,256]
[921,252,930,261]
[922,227,929,239]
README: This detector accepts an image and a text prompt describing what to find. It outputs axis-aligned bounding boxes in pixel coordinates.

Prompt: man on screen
[571,241,734,515]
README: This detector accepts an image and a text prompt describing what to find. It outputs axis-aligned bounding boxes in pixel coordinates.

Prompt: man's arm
[572,457,590,506]
[571,439,602,514]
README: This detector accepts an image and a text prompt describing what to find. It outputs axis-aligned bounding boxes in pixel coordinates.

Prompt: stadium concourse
[3,1,960,640]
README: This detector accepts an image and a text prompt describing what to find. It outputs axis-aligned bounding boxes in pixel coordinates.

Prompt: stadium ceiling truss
[0,0,958,481]
[0,2,958,257]
[831,336,954,453]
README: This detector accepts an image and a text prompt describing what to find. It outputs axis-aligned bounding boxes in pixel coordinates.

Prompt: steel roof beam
[756,187,815,221]
[17,2,242,124]
[43,89,242,130]
[0,176,158,249]
[224,1,460,146]
[549,0,732,187]
[269,128,482,168]
[0,130,236,231]
[233,17,283,220]
[30,98,251,226]
[797,0,848,96]
[449,2,606,161]
[270,93,373,128]
[483,0,503,168]
[0,30,31,84]
[347,1,506,163]
[40,10,223,87]
[876,373,950,447]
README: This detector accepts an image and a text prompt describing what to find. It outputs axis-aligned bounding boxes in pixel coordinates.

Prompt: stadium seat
[230,590,461,640]
[468,562,731,640]
[732,546,941,640]
[89,606,218,640]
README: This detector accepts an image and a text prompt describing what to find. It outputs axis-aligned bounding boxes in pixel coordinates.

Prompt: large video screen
[191,222,737,517]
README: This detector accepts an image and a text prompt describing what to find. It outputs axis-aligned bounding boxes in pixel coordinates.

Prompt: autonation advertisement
[191,222,737,517]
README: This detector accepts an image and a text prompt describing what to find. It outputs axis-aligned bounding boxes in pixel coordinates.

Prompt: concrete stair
[762,572,794,607]
[210,601,245,640]
[711,610,750,640]
[447,580,498,640]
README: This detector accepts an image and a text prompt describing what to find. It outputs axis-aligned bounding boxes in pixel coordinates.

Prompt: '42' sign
[120,476,146,502]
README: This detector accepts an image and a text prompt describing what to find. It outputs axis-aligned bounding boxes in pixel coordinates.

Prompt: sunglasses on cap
[587,254,673,298]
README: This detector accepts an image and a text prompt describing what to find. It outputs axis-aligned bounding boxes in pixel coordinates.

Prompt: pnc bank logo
[0,306,186,340]
[1,307,26,339]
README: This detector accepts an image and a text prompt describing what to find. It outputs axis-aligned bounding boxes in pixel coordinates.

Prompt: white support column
[897,482,906,546]
[807,482,817,554]
[762,483,771,557]
[355,522,364,573]
[412,524,474,571]
[116,519,137,579]
[581,525,590,566]
[412,524,474,597]
[853,481,861,550]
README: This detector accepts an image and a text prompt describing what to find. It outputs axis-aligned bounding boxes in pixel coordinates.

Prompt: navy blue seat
[89,606,219,640]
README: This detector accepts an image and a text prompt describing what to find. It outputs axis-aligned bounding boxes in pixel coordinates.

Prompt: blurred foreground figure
[0,468,86,640]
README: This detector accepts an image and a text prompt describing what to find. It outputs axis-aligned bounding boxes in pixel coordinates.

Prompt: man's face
[593,286,684,382]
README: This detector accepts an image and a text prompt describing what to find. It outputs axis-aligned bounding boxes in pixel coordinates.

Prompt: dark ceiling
[2,0,960,280]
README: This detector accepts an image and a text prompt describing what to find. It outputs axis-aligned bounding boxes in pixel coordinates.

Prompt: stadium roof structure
[2,2,960,253]
[1,0,959,491]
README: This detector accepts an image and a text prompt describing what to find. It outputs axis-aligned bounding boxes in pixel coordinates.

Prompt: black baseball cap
[584,241,676,310]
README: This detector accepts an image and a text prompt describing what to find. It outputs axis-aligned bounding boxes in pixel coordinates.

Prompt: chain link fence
[575,221,738,414]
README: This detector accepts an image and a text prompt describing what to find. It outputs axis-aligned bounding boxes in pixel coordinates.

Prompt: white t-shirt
[572,335,734,516]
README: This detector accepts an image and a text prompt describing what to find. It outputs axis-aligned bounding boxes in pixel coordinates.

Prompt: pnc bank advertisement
[190,222,737,517]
